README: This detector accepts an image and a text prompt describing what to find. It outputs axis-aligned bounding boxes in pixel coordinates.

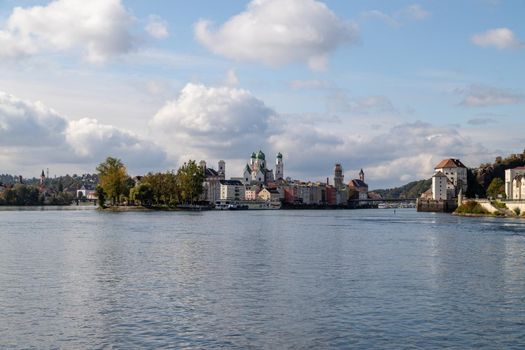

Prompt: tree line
[0,184,73,206]
[96,157,205,208]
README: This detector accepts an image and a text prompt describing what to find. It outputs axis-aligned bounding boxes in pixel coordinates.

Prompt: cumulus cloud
[0,92,67,147]
[194,0,358,70]
[457,85,524,107]
[150,83,276,160]
[471,28,524,49]
[268,119,486,187]
[0,0,136,63]
[0,91,166,172]
[145,15,169,39]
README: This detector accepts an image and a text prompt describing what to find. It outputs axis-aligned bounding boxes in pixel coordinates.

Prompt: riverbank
[454,200,525,218]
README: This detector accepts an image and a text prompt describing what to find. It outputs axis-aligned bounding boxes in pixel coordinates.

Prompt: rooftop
[220,179,243,186]
[434,158,466,169]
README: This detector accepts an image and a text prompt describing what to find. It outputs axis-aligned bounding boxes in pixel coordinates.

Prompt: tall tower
[199,160,207,171]
[40,169,46,191]
[334,163,344,189]
[218,160,225,179]
[359,169,365,182]
[275,152,284,180]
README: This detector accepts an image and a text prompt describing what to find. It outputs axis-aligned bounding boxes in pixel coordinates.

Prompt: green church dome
[251,152,256,158]
[277,152,282,159]
[256,150,265,160]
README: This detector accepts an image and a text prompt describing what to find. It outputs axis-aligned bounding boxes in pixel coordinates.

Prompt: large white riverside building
[434,159,467,196]
[505,166,525,200]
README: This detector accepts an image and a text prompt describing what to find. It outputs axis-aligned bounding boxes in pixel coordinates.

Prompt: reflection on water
[1,209,525,348]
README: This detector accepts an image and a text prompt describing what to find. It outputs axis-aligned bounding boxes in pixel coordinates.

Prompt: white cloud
[458,85,524,107]
[194,0,358,70]
[361,3,430,27]
[224,69,240,86]
[0,92,67,147]
[0,0,136,63]
[467,117,497,125]
[0,91,166,173]
[150,83,276,161]
[268,120,487,187]
[405,4,431,20]
[471,28,524,49]
[145,15,169,39]
[327,92,397,114]
[290,79,330,89]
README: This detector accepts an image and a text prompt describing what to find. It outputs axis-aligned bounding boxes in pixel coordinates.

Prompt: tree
[486,177,505,199]
[134,183,154,207]
[141,171,179,206]
[96,157,128,205]
[176,160,205,204]
[96,185,106,208]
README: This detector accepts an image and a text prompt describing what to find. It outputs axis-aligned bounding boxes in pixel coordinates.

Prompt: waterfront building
[348,169,369,201]
[325,185,337,205]
[219,179,245,202]
[244,185,261,200]
[258,188,280,202]
[334,163,344,189]
[434,158,468,195]
[200,160,226,203]
[431,171,449,200]
[242,150,283,186]
[505,166,525,200]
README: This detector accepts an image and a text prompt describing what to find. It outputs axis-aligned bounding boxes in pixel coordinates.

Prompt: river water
[1,208,524,349]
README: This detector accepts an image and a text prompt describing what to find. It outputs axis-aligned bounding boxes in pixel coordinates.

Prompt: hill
[373,179,431,199]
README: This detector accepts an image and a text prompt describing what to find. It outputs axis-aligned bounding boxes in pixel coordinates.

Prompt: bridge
[348,198,417,203]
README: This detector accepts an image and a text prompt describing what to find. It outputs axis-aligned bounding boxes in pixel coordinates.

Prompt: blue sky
[0,0,524,188]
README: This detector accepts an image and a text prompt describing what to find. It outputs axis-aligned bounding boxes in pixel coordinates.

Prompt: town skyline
[0,0,524,188]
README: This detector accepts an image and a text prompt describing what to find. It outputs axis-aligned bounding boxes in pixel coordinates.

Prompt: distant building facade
[200,160,226,203]
[348,169,368,201]
[505,166,525,200]
[242,150,283,185]
[434,158,468,195]
[219,180,245,201]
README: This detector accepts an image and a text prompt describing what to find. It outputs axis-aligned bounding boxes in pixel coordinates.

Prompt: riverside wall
[416,198,458,213]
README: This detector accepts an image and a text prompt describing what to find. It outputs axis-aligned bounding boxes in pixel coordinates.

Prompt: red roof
[513,166,525,170]
[434,158,466,169]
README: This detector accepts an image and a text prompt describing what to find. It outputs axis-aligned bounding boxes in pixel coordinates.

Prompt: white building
[219,180,245,202]
[200,160,226,203]
[432,171,449,200]
[505,166,525,200]
[242,150,284,185]
[433,158,468,197]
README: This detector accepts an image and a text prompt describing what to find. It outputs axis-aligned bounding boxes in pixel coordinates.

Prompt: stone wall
[417,199,458,213]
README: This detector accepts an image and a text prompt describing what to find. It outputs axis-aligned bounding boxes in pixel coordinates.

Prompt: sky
[0,0,524,189]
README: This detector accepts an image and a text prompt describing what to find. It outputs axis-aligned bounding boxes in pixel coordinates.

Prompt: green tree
[141,171,179,206]
[176,160,204,204]
[486,177,505,199]
[134,183,154,207]
[96,157,128,205]
[96,185,106,208]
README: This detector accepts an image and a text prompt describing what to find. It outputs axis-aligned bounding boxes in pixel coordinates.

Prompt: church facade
[242,150,284,186]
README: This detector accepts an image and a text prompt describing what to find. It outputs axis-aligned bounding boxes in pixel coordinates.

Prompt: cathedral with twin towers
[243,150,284,185]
